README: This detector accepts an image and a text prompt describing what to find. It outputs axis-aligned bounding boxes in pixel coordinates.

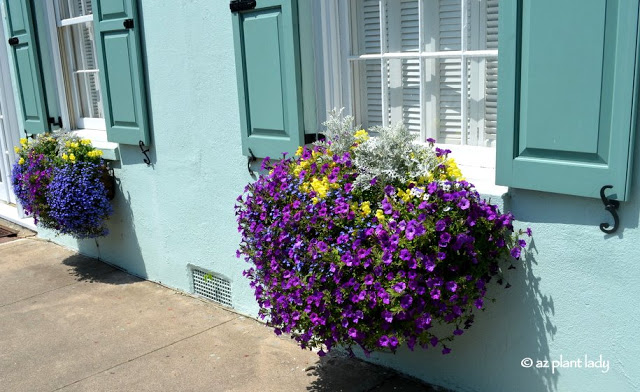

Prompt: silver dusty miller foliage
[318,109,439,190]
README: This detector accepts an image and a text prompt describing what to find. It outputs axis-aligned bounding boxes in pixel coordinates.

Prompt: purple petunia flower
[457,197,470,210]
[393,282,407,293]
[446,281,457,292]
[382,310,393,323]
[379,335,390,347]
[435,220,447,231]
[317,241,328,252]
[400,295,413,309]
[399,249,412,261]
[510,247,521,259]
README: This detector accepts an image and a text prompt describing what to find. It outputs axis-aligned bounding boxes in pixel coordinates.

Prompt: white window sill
[415,142,508,197]
[71,129,119,161]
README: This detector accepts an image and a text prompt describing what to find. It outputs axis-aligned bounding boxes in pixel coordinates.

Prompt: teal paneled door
[497,0,640,200]
[232,0,304,158]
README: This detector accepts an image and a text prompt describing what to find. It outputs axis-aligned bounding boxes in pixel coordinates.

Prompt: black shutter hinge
[230,0,256,13]
[123,19,134,29]
[8,37,19,46]
[48,116,62,128]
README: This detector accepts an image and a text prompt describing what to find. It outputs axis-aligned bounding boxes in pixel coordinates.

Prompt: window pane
[354,0,381,55]
[60,21,104,122]
[439,0,462,51]
[355,59,383,128]
[58,0,92,20]
[437,58,462,143]
[348,1,498,146]
[75,72,102,119]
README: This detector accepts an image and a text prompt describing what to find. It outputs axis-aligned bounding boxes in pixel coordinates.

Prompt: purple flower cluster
[11,134,113,238]
[12,152,55,227]
[46,161,114,239]
[236,145,530,356]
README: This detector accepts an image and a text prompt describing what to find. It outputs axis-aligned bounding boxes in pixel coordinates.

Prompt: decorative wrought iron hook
[247,148,257,176]
[599,185,620,234]
[138,140,151,165]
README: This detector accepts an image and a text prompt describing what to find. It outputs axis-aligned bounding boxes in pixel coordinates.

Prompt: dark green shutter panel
[232,0,304,158]
[5,0,49,134]
[496,0,639,201]
[92,0,149,145]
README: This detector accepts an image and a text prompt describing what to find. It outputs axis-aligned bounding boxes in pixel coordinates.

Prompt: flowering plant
[235,112,530,356]
[12,132,113,239]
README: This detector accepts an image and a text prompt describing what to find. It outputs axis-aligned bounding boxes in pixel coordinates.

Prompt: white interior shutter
[437,0,462,144]
[77,0,101,119]
[400,0,420,135]
[483,0,499,145]
[360,0,382,128]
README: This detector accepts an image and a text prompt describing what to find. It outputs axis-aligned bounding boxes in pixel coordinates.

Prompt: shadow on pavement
[62,253,141,285]
[305,352,449,392]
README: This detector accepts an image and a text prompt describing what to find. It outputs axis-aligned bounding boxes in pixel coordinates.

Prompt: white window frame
[314,0,506,195]
[44,0,106,133]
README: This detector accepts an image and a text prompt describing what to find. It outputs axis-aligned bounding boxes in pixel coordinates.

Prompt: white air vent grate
[192,269,233,308]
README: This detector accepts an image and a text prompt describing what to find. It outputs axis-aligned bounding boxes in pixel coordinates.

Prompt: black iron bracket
[230,0,256,13]
[599,185,620,234]
[138,140,151,166]
[247,148,257,176]
[123,18,134,29]
[8,37,19,46]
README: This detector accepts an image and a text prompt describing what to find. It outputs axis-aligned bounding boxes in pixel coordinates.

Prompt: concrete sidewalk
[0,238,442,392]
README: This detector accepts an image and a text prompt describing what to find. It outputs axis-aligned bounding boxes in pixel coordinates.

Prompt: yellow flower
[354,129,369,141]
[71,142,79,149]
[375,209,385,222]
[18,157,25,165]
[311,197,319,205]
[295,146,304,156]
[19,138,27,146]
[445,158,463,180]
[69,153,76,162]
[360,201,371,216]
[310,177,328,198]
[14,146,21,153]
[62,153,68,161]
[397,189,411,203]
[81,139,91,145]
[65,141,71,147]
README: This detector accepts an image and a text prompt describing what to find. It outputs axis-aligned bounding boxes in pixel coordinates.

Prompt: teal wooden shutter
[92,0,149,145]
[232,0,304,158]
[4,0,49,134]
[496,0,640,201]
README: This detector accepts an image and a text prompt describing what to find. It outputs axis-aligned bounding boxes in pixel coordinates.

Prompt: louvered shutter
[497,0,639,201]
[437,0,462,144]
[4,0,50,134]
[483,0,498,145]
[400,0,420,135]
[78,0,102,118]
[92,0,149,145]
[359,0,382,128]
[231,0,304,158]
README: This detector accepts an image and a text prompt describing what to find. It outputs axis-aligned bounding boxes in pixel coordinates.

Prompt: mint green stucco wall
[26,1,640,391]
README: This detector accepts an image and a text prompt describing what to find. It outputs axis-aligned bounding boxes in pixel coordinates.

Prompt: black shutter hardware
[230,0,256,13]
[8,37,19,46]
[123,19,134,29]
[48,116,62,128]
